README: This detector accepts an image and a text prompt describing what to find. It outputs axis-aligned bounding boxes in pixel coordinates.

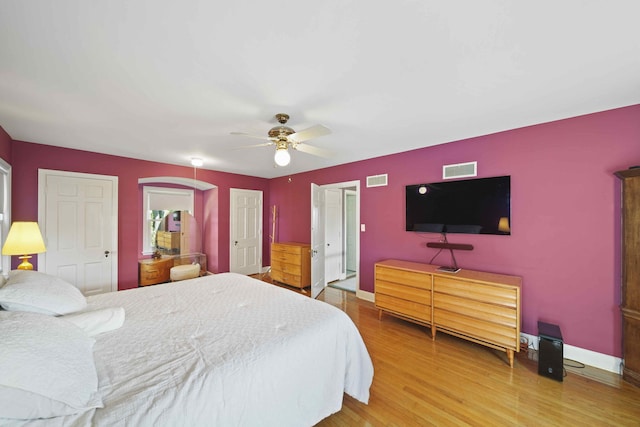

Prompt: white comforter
[21,273,373,426]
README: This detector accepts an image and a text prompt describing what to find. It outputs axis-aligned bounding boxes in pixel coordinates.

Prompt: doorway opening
[321,182,359,294]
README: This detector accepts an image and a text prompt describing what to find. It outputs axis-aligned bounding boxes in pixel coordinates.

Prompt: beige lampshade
[2,221,47,256]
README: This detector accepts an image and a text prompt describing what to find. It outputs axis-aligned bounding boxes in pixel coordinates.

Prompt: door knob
[104,250,110,258]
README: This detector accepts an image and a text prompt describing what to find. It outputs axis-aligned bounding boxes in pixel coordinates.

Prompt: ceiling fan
[231,113,332,166]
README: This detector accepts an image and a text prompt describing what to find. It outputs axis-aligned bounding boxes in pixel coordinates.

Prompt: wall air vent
[366,174,388,188]
[443,161,477,179]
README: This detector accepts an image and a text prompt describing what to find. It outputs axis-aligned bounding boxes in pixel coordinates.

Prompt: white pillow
[0,311,103,419]
[0,270,86,315]
[62,307,126,336]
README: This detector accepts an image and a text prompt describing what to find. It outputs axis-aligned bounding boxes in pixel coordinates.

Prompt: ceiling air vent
[443,161,477,179]
[366,174,388,188]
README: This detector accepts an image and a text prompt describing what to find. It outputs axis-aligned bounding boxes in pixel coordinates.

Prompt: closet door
[615,168,640,386]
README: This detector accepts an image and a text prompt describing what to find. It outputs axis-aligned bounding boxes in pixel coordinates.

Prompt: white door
[324,188,342,282]
[230,189,262,275]
[38,169,118,296]
[310,183,326,299]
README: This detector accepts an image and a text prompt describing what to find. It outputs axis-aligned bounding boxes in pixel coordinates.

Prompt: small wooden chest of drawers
[271,242,311,288]
[139,257,174,286]
[156,231,180,250]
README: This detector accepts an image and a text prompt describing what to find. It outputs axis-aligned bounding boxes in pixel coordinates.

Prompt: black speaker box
[538,321,564,382]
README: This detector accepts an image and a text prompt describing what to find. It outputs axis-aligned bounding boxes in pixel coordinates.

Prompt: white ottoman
[170,263,200,281]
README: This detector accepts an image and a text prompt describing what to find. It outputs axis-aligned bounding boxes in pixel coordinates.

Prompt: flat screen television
[405,176,511,235]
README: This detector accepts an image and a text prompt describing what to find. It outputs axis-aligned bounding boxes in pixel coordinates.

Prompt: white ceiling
[1,1,639,179]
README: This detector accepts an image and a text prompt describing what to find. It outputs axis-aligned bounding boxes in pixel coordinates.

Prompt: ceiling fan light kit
[231,113,332,167]
[274,147,291,166]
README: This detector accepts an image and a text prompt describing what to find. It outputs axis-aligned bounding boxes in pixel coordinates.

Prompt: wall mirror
[153,210,202,256]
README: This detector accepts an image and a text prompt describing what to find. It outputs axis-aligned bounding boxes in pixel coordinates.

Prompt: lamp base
[17,255,34,270]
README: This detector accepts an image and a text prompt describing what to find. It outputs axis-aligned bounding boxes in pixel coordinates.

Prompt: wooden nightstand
[139,257,174,286]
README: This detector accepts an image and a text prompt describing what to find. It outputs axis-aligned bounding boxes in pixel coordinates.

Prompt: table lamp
[2,221,47,270]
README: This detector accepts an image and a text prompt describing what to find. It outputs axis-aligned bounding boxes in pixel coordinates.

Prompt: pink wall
[203,187,219,273]
[10,141,269,289]
[0,126,11,163]
[269,104,640,357]
[4,104,638,357]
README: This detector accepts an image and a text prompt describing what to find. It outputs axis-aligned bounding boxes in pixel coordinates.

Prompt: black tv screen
[405,176,511,235]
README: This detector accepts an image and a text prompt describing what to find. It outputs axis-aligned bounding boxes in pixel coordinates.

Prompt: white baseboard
[520,332,622,374]
[333,286,622,374]
[356,289,375,302]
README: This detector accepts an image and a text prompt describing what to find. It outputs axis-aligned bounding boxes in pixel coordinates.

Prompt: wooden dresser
[615,168,640,386]
[139,257,174,286]
[271,242,311,288]
[375,259,522,367]
[156,231,180,253]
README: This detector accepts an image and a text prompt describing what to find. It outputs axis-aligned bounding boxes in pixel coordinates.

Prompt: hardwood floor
[255,275,640,426]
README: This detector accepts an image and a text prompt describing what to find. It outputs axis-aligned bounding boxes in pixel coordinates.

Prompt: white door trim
[0,158,11,275]
[343,189,357,279]
[310,183,326,299]
[316,180,361,294]
[37,169,118,292]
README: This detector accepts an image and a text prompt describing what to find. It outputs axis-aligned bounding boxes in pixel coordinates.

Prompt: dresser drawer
[433,292,517,328]
[272,243,306,255]
[271,250,302,264]
[271,269,302,287]
[376,280,431,305]
[434,309,518,350]
[434,276,517,308]
[271,259,302,276]
[376,265,432,290]
[376,294,431,323]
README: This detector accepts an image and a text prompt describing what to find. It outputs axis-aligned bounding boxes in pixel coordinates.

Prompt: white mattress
[12,273,373,426]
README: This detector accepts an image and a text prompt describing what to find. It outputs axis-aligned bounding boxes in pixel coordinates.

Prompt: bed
[0,271,374,426]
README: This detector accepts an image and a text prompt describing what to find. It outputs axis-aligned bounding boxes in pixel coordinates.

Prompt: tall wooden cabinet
[615,168,640,386]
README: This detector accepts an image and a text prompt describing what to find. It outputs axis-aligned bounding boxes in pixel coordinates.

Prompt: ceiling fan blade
[294,143,334,158]
[287,124,331,143]
[230,131,273,141]
[233,141,275,150]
